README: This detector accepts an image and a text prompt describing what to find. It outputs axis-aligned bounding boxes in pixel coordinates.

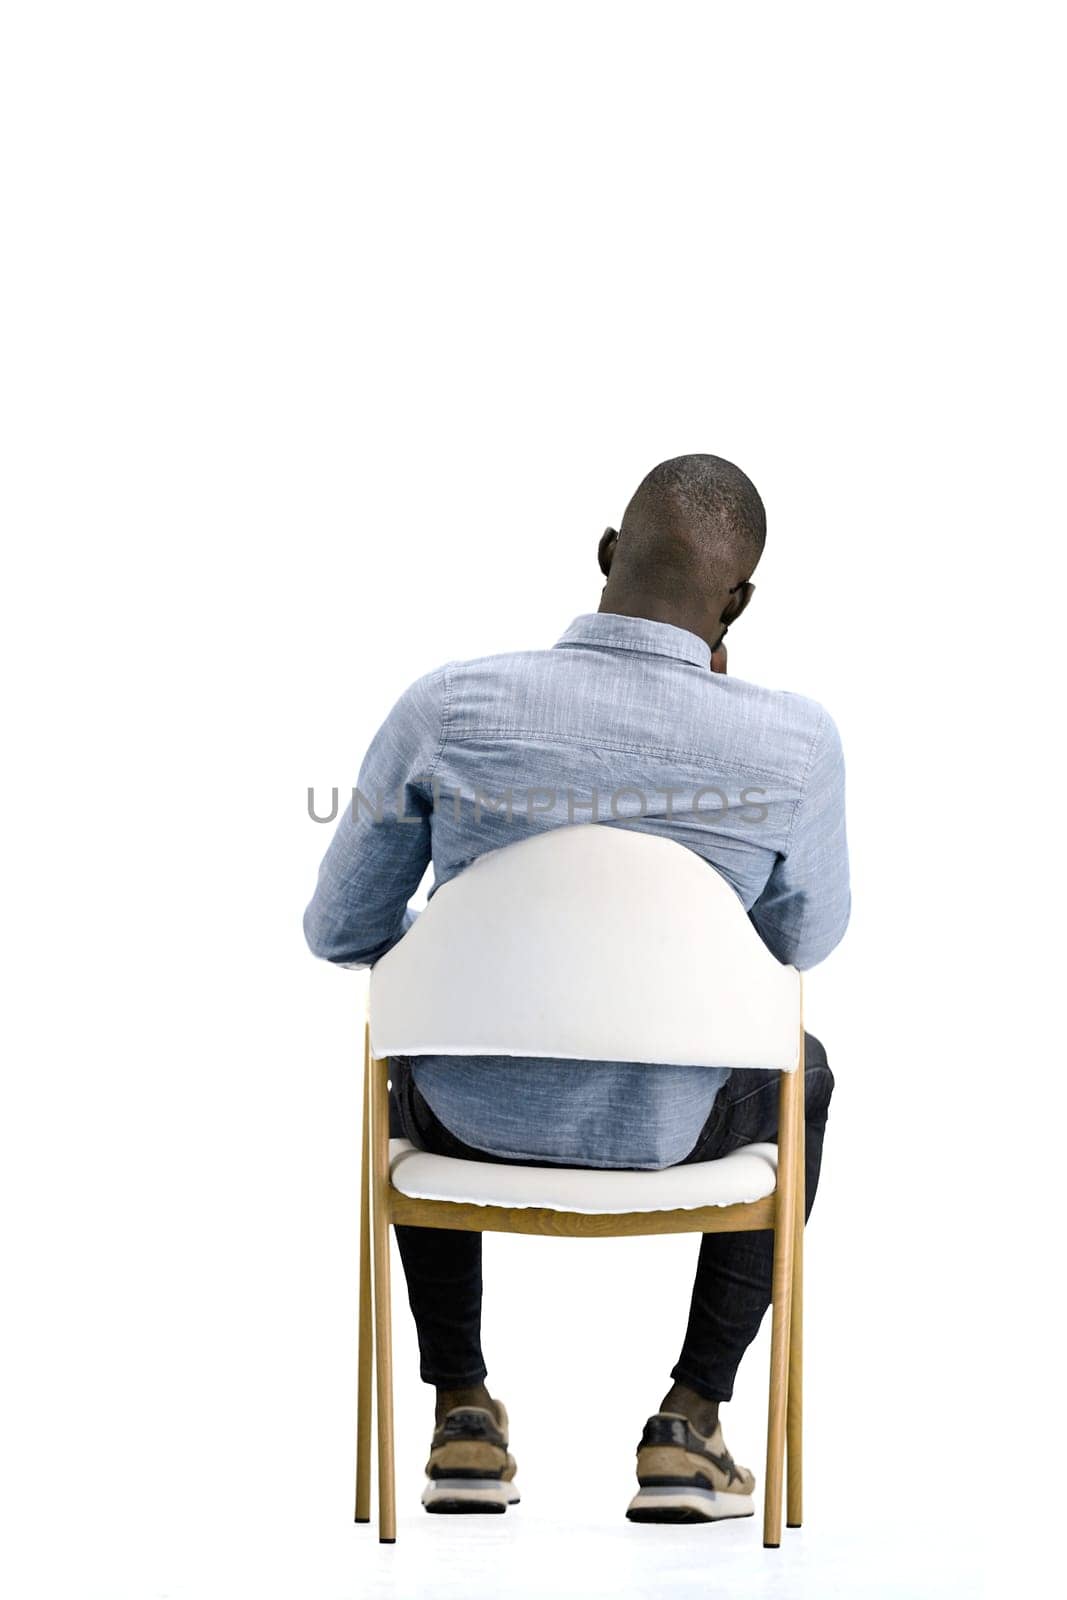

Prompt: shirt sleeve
[748,706,851,970]
[303,667,447,967]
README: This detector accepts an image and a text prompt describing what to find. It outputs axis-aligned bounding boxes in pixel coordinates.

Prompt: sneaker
[421,1399,521,1514]
[626,1412,756,1523]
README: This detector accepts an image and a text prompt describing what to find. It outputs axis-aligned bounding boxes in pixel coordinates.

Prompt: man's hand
[710,642,728,674]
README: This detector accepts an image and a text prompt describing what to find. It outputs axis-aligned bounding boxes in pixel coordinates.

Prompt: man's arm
[748,705,850,970]
[303,667,446,967]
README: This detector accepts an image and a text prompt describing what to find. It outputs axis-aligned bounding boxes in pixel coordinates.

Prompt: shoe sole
[422,1477,521,1514]
[626,1484,755,1523]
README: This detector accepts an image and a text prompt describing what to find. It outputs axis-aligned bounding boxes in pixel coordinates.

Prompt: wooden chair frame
[354,999,805,1549]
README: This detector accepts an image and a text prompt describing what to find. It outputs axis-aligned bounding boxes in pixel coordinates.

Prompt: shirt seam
[782,706,827,854]
[554,636,707,667]
[435,726,796,784]
[423,664,453,784]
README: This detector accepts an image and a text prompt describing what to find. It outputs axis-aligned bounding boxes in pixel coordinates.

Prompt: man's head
[598,454,766,663]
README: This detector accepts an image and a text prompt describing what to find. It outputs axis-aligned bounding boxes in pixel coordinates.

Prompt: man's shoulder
[391,648,550,721]
[439,640,557,675]
[405,643,562,699]
[725,673,833,726]
[717,674,841,774]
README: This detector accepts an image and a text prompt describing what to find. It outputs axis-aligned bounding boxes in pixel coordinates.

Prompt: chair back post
[370,1058,392,1224]
[787,1019,806,1527]
[367,1010,397,1541]
[763,1003,804,1546]
[354,1020,374,1523]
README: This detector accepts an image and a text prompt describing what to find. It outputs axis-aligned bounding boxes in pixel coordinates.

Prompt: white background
[2,4,1063,1597]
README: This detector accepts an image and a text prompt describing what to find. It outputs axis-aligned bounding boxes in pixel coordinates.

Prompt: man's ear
[719,579,755,629]
[598,527,618,578]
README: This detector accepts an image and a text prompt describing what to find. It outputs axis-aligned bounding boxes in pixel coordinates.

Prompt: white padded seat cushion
[388,1138,778,1214]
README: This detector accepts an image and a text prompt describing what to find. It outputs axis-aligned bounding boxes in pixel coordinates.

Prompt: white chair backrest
[369,824,801,1071]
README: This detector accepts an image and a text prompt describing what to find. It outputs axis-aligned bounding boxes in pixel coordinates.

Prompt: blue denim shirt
[304,614,849,1167]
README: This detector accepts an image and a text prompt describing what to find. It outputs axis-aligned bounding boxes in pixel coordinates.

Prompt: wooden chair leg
[787,1032,806,1530]
[371,1051,397,1544]
[354,1022,373,1523]
[763,1060,801,1548]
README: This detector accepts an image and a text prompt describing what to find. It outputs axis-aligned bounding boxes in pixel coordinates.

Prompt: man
[304,454,849,1524]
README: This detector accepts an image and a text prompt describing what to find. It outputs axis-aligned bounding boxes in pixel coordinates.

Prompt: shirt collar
[553,612,712,670]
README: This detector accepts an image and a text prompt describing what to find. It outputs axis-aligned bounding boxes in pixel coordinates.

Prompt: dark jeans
[389,1034,834,1403]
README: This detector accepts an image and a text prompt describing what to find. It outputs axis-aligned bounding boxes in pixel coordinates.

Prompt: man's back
[304,611,849,1168]
[414,613,847,959]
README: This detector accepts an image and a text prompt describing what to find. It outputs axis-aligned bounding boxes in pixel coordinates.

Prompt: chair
[354,823,806,1548]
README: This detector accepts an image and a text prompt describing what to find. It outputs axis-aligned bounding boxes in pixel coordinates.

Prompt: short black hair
[618,454,766,585]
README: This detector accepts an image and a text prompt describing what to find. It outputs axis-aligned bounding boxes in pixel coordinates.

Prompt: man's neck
[597,592,721,654]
